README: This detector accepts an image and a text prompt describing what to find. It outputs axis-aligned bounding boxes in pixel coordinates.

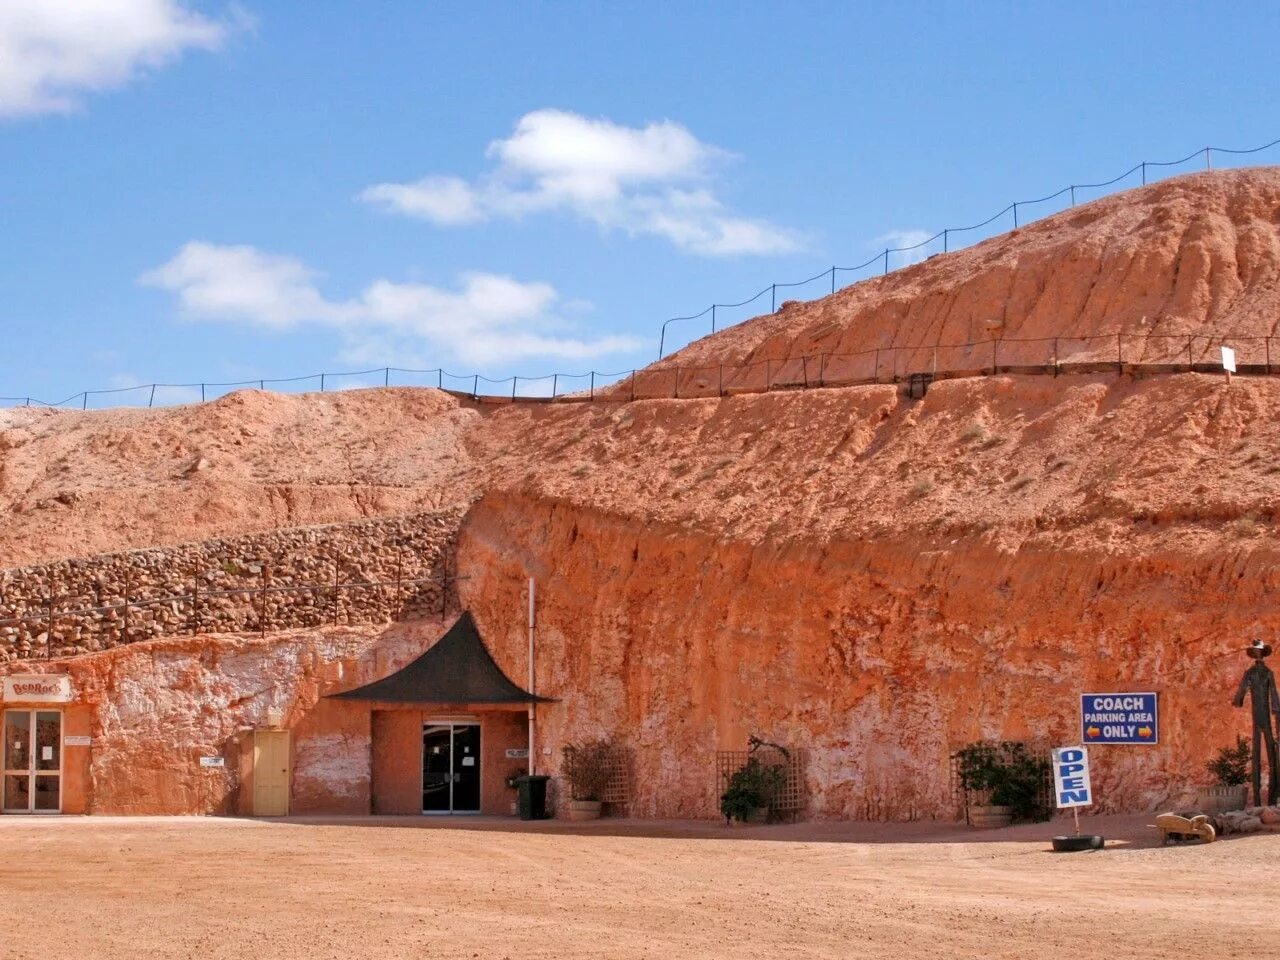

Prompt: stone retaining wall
[0,507,464,660]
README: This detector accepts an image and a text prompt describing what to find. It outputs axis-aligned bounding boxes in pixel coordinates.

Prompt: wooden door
[252,730,290,816]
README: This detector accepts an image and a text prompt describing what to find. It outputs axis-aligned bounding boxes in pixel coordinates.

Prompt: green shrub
[720,757,785,823]
[956,741,1050,822]
[1206,736,1251,787]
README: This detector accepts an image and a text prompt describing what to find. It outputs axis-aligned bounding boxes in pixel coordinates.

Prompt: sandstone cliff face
[0,622,448,814]
[457,377,1280,818]
[3,170,1279,821]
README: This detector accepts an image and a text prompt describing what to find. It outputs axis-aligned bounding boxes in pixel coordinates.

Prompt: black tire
[1052,834,1104,852]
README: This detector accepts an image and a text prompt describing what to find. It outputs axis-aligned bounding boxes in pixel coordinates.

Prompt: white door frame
[2,708,63,814]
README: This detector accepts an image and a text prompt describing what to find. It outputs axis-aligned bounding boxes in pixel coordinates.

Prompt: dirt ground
[0,813,1270,959]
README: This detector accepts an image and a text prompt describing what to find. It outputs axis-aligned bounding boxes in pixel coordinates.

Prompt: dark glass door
[422,724,452,813]
[452,724,481,813]
[421,722,481,814]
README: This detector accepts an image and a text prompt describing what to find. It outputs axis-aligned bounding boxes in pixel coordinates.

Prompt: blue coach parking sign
[1081,692,1158,744]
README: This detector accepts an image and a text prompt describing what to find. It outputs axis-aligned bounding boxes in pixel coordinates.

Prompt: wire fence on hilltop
[4,136,1280,412]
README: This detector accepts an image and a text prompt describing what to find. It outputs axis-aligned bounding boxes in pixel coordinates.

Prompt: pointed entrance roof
[329,611,551,705]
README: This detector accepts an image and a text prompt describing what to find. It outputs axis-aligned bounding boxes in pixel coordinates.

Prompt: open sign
[1051,746,1092,808]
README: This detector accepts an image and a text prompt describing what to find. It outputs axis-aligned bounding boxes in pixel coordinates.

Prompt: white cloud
[0,1,243,118]
[359,109,802,257]
[140,241,644,367]
[874,229,937,268]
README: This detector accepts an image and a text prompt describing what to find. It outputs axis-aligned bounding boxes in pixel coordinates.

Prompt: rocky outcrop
[0,508,461,659]
[662,169,1280,372]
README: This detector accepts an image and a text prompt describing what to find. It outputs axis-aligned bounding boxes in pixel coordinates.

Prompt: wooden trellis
[562,743,632,807]
[949,740,1054,824]
[716,744,808,819]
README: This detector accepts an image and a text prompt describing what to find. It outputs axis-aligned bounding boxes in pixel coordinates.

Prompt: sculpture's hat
[1246,639,1273,659]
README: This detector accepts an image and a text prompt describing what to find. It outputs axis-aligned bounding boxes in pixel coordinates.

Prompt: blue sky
[2,1,1278,405]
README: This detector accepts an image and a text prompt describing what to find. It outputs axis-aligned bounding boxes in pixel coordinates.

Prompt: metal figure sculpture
[1232,639,1280,806]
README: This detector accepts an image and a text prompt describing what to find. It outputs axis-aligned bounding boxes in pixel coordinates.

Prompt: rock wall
[0,507,463,660]
[458,492,1267,821]
[0,620,449,815]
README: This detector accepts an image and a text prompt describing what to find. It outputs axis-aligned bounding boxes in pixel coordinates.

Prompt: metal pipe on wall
[528,576,536,776]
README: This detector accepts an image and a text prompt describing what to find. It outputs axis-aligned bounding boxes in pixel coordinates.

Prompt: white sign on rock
[2,675,74,703]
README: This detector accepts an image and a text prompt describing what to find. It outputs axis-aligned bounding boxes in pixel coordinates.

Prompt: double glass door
[422,722,481,814]
[3,710,62,813]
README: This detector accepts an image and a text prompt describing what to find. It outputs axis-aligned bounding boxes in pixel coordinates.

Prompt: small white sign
[505,748,529,759]
[64,736,91,747]
[461,756,476,767]
[1222,346,1237,372]
[41,745,53,761]
[199,756,225,768]
[2,675,74,703]
[1052,745,1092,808]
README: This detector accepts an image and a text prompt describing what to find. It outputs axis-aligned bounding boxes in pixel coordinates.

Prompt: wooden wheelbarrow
[1154,812,1217,845]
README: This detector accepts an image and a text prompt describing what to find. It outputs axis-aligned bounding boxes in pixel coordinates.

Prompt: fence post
[384,367,390,387]
[148,384,156,408]
[437,369,443,389]
[81,393,88,410]
[320,373,326,392]
[771,284,776,312]
[201,383,206,402]
[830,266,836,295]
[1070,185,1076,207]
[512,377,518,400]
[943,229,949,253]
[1205,147,1211,170]
[259,380,264,390]
[883,250,889,275]
[553,374,559,399]
[711,305,717,334]
[1141,161,1147,185]
[1012,203,1019,229]
[472,374,478,399]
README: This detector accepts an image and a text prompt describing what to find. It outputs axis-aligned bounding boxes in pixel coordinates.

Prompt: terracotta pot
[1196,784,1248,813]
[566,799,602,821]
[969,804,1013,829]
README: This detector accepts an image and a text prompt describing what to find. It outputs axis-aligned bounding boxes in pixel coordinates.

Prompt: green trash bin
[516,774,551,820]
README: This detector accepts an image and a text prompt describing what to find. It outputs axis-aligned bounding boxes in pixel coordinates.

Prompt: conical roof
[329,611,550,704]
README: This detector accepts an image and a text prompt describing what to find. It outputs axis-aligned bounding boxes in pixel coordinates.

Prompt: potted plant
[562,738,615,820]
[720,756,785,825]
[957,741,1050,828]
[504,768,526,816]
[1199,736,1251,812]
